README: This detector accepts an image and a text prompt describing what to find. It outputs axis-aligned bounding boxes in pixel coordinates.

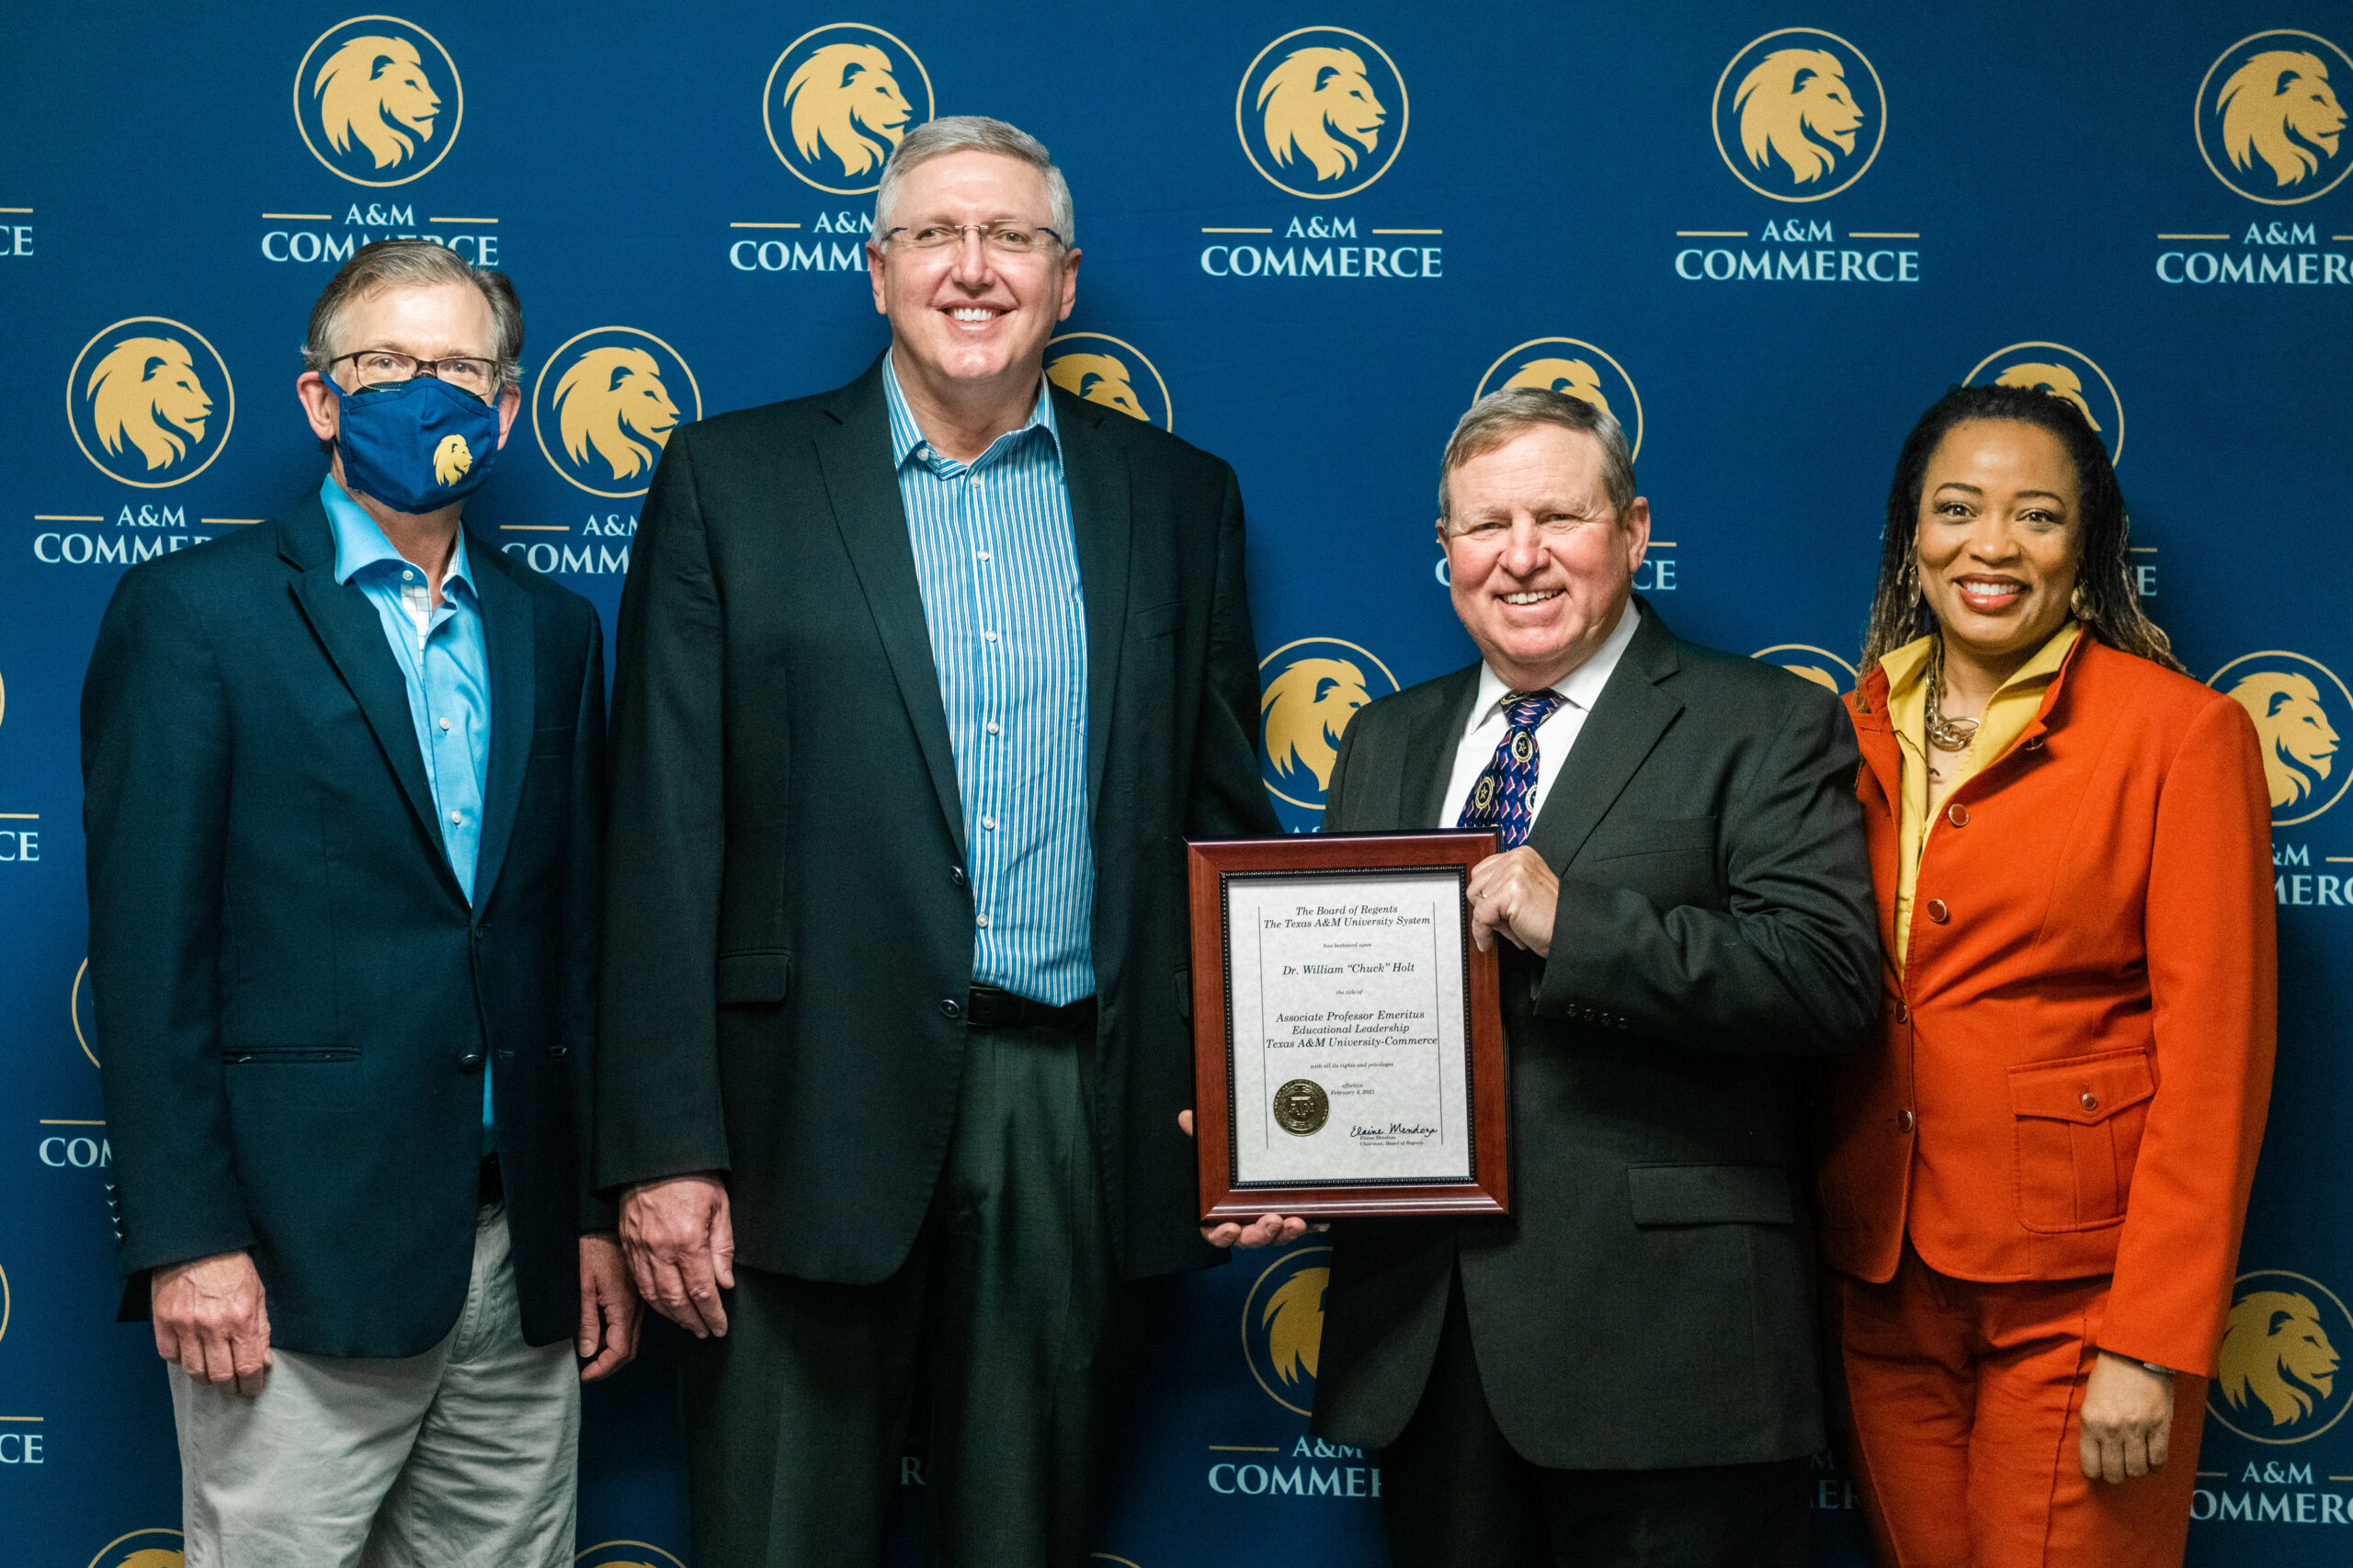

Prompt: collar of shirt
[320,473,478,602]
[1464,597,1643,738]
[881,349,1061,475]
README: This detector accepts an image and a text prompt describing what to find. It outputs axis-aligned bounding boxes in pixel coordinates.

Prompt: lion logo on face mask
[433,433,473,486]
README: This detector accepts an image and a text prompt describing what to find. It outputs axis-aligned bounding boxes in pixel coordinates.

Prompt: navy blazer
[82,494,607,1358]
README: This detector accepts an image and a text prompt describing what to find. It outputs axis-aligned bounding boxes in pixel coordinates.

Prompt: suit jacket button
[457,1051,483,1069]
[949,866,967,888]
[1893,999,1910,1023]
[1946,802,1969,827]
[1897,1108,1915,1132]
[940,997,962,1020]
[1925,899,1949,924]
[2022,734,2045,751]
[2079,1090,2098,1112]
[551,1044,569,1057]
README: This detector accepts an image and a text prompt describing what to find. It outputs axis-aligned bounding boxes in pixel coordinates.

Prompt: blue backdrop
[5,4,2352,1562]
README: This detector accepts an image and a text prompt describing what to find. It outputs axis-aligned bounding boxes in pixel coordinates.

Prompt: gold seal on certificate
[1188,832,1509,1220]
[1273,1078,1330,1136]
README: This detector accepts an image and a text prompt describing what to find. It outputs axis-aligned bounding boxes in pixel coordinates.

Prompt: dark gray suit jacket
[596,357,1277,1285]
[1309,601,1879,1468]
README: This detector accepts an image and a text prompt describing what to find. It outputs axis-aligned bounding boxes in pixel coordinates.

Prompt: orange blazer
[1816,633,2277,1378]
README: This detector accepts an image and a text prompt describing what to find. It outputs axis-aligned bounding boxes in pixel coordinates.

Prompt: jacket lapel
[1523,603,1684,869]
[467,541,535,912]
[813,359,967,858]
[1055,390,1134,814]
[1847,667,1902,817]
[278,497,461,899]
[1409,667,1483,829]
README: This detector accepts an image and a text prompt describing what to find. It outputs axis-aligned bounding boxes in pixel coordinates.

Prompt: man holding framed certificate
[1302,389,1880,1568]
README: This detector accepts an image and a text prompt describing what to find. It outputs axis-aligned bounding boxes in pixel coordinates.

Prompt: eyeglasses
[328,349,499,397]
[879,222,1065,256]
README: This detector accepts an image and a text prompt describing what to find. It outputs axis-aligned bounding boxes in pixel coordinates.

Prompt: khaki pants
[170,1205,580,1568]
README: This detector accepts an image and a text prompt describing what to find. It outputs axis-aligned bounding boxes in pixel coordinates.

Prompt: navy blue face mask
[331,374,506,515]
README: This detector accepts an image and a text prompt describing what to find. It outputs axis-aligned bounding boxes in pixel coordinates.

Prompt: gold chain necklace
[1924,637,1981,754]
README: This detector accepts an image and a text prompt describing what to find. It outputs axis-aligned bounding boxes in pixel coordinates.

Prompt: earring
[2070,581,2093,620]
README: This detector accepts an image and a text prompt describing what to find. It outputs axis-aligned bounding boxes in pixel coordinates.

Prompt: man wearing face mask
[82,239,637,1567]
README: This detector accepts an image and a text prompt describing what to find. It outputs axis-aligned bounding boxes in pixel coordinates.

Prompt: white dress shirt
[1436,600,1643,831]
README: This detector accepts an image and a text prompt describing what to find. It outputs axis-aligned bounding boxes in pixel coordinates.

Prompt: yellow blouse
[1881,620,2082,971]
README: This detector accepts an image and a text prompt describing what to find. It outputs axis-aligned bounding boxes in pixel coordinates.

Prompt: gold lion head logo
[782,42,913,180]
[2220,1290,2341,1426]
[1503,358,1617,426]
[1992,362,2102,431]
[1047,353,1146,420]
[85,336,213,472]
[115,1552,185,1568]
[554,347,680,483]
[1734,48,1865,186]
[1257,46,1387,183]
[1263,658,1372,794]
[2229,672,2342,809]
[433,433,472,485]
[1262,1265,1327,1385]
[313,36,441,172]
[2218,51,2347,188]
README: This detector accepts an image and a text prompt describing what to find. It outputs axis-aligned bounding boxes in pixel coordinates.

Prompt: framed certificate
[1188,832,1508,1221]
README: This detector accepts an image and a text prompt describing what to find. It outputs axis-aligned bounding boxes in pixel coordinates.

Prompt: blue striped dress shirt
[885,356,1094,1006]
[321,475,496,1142]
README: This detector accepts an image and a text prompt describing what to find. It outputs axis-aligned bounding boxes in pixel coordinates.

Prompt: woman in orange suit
[1816,383,2276,1567]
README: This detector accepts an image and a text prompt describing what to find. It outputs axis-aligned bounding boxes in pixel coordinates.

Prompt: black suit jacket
[596,357,1276,1284]
[81,494,608,1358]
[1310,603,1879,1468]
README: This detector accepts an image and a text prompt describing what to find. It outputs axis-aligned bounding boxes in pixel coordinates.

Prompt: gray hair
[873,115,1074,246]
[1437,387,1637,527]
[302,238,524,392]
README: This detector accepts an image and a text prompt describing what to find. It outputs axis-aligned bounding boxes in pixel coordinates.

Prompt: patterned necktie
[1456,690,1567,848]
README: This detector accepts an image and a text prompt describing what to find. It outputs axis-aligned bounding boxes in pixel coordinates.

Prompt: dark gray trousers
[682,1019,1145,1568]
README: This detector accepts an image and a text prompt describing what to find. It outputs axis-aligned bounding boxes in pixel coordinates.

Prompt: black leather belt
[966,984,1097,1033]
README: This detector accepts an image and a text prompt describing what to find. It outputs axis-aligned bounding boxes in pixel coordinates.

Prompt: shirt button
[1926,899,1949,924]
[403,570,415,582]
[438,717,452,732]
[985,721,1002,736]
[977,915,992,929]
[1897,1108,1916,1133]
[982,816,997,832]
[977,550,993,562]
[982,630,999,642]
[449,810,462,824]
[1946,802,1970,827]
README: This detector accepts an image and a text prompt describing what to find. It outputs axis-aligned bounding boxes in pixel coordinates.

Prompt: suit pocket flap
[1628,1163,1794,1226]
[1584,816,1717,861]
[1131,600,1182,640]
[2007,1049,2154,1124]
[716,950,792,1005]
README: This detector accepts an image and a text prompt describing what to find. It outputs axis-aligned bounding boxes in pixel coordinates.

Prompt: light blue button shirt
[883,357,1095,1006]
[321,476,495,1142]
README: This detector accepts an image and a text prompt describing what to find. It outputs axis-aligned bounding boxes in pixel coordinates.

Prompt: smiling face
[868,151,1077,403]
[1915,418,2084,671]
[1440,423,1650,691]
